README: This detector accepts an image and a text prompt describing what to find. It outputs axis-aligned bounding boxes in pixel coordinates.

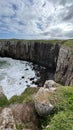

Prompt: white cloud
[0,0,73,39]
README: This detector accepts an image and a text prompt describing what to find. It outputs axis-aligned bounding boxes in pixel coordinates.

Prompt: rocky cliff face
[0,40,73,86]
[55,47,73,86]
[0,40,60,69]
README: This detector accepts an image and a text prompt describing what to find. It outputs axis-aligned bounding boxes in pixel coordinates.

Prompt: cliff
[0,40,60,69]
[55,47,73,86]
[0,39,73,86]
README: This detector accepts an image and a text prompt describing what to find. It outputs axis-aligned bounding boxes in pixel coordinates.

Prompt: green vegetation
[63,39,73,47]
[41,86,73,130]
[0,87,39,107]
[0,95,8,107]
[0,38,63,45]
[0,85,73,130]
[46,111,73,130]
[9,87,39,104]
[16,123,25,130]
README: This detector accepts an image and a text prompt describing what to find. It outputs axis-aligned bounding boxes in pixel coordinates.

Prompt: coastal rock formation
[55,47,73,86]
[0,108,16,130]
[0,40,73,86]
[34,87,54,116]
[0,40,60,69]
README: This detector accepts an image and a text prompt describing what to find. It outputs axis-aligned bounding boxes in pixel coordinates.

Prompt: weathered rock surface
[0,40,60,69]
[10,102,39,130]
[55,47,73,86]
[44,80,57,91]
[34,87,54,116]
[0,108,16,130]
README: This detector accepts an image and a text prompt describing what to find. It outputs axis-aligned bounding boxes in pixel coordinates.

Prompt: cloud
[0,0,73,39]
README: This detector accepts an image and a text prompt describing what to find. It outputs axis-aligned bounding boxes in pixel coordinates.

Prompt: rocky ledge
[0,80,73,130]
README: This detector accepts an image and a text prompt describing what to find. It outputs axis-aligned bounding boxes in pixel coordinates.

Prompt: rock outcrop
[0,108,16,130]
[34,87,54,116]
[10,102,39,130]
[44,80,57,90]
[55,47,73,86]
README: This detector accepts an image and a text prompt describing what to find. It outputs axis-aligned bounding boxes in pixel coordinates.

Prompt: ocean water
[0,57,54,99]
[0,57,38,99]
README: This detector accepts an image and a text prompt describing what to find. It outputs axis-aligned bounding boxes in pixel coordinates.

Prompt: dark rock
[29,77,35,81]
[25,68,29,71]
[27,85,30,87]
[21,76,25,79]
[25,81,28,83]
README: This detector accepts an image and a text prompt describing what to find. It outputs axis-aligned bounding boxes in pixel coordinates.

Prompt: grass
[0,95,8,107]
[43,85,73,130]
[46,111,73,130]
[0,39,62,44]
[0,87,39,107]
[63,39,73,48]
[9,87,39,104]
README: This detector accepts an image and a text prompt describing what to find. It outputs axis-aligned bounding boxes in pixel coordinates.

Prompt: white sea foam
[0,57,37,99]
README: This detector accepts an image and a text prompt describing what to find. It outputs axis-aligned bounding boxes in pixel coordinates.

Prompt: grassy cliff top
[0,39,73,48]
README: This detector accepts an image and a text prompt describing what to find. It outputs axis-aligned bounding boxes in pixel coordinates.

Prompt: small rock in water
[27,85,30,87]
[29,77,35,81]
[25,68,29,71]
[21,76,25,79]
[25,81,28,83]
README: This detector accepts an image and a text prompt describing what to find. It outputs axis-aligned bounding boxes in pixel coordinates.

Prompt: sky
[0,0,73,39]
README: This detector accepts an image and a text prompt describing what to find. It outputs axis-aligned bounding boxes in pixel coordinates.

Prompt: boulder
[0,108,16,130]
[44,80,57,91]
[34,87,54,116]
